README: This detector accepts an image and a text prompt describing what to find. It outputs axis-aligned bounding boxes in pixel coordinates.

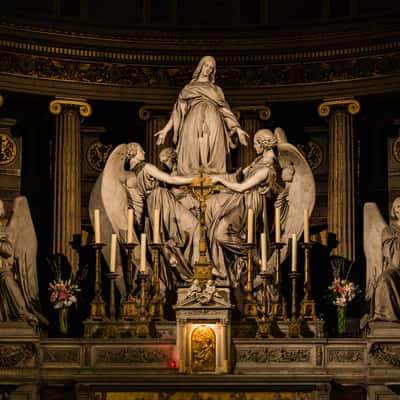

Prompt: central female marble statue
[155,55,248,176]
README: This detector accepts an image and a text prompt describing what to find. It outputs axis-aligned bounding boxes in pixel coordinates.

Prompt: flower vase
[337,306,347,337]
[58,308,69,336]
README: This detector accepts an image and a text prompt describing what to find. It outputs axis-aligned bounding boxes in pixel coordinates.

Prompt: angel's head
[253,129,278,154]
[159,147,177,172]
[126,143,145,165]
[0,237,12,259]
[391,197,400,222]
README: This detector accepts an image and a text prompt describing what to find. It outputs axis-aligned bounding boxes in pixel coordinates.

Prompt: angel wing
[273,128,316,264]
[6,196,39,308]
[363,202,386,301]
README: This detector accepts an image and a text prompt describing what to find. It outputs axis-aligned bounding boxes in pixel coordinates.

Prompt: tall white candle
[94,209,101,244]
[260,232,267,272]
[110,233,117,272]
[127,209,134,244]
[247,208,254,244]
[140,233,147,273]
[275,207,281,243]
[291,233,297,272]
[153,209,160,244]
[303,208,310,243]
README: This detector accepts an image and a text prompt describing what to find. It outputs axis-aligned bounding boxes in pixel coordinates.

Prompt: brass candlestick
[300,242,317,320]
[243,242,258,319]
[270,242,288,320]
[136,271,150,338]
[256,270,273,338]
[106,272,118,321]
[120,243,137,321]
[288,271,302,338]
[149,242,164,320]
[89,242,107,321]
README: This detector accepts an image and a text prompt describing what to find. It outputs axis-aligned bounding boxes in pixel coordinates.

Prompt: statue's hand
[155,128,167,145]
[236,128,249,146]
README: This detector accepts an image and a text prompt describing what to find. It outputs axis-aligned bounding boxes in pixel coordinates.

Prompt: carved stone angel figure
[208,128,316,286]
[0,197,48,327]
[364,198,400,322]
[89,142,200,298]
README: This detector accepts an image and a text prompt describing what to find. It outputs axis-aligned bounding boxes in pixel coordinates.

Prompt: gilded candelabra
[149,242,164,320]
[256,270,273,338]
[136,271,150,338]
[89,242,107,321]
[288,271,302,338]
[120,243,137,320]
[243,243,258,319]
[300,242,317,320]
[270,242,288,320]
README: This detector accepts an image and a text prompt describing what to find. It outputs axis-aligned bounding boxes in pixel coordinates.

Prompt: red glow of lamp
[169,359,177,369]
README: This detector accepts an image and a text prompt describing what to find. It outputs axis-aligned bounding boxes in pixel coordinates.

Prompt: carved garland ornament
[237,347,311,363]
[327,349,364,363]
[369,342,400,367]
[1,50,400,88]
[296,141,323,171]
[86,141,113,172]
[0,343,36,367]
[95,347,170,363]
[42,348,80,363]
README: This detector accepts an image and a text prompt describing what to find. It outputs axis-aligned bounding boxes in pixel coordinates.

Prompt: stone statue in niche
[364,198,400,322]
[0,197,48,327]
[89,56,316,317]
[154,55,249,176]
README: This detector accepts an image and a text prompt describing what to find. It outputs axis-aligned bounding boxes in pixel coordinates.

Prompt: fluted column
[139,105,170,167]
[49,98,92,272]
[318,98,360,262]
[233,106,271,169]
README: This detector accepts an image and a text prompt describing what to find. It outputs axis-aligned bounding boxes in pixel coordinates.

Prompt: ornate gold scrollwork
[138,105,171,121]
[49,98,92,117]
[0,94,3,107]
[232,105,272,121]
[86,141,113,172]
[0,133,17,165]
[191,325,216,372]
[318,98,361,117]
[297,141,324,171]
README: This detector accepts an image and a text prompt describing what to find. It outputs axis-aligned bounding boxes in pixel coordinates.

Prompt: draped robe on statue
[371,223,400,321]
[206,156,278,282]
[171,81,241,176]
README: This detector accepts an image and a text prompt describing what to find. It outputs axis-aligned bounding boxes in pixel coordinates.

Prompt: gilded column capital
[0,94,3,107]
[138,105,171,120]
[49,97,92,118]
[232,105,272,121]
[318,98,360,117]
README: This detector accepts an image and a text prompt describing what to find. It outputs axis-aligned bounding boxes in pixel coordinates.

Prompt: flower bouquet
[327,257,360,336]
[47,255,88,336]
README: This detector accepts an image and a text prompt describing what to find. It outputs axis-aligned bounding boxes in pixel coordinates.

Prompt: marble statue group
[89,55,316,314]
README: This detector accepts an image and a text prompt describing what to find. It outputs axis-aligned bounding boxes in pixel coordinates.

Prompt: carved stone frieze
[0,343,36,368]
[1,50,400,88]
[42,348,80,363]
[327,349,364,363]
[237,347,311,363]
[95,347,170,363]
[369,342,400,367]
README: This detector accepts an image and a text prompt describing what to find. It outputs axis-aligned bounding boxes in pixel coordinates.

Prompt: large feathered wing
[7,196,39,307]
[363,202,386,301]
[274,129,316,263]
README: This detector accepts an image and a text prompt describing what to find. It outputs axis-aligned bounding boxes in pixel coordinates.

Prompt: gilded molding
[49,98,92,117]
[138,105,172,120]
[232,106,271,121]
[0,94,3,107]
[318,98,361,117]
